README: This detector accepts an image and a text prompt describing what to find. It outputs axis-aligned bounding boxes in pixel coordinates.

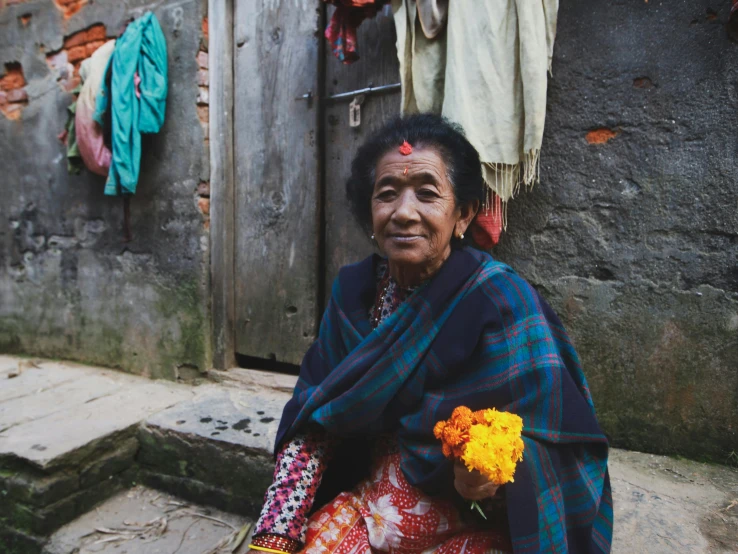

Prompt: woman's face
[371,146,475,277]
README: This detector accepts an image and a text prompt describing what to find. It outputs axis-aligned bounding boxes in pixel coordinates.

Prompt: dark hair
[346,113,485,240]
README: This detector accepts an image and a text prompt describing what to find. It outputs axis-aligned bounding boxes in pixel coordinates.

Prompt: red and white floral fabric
[302,438,511,553]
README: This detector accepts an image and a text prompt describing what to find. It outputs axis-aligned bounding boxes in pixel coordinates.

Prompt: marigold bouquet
[434,406,524,517]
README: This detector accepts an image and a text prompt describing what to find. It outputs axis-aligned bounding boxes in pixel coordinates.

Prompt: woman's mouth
[388,234,423,243]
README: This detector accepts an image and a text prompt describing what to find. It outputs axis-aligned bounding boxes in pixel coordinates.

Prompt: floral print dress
[302,436,511,554]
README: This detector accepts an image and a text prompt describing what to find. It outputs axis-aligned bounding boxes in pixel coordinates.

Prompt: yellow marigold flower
[460,416,525,485]
[481,408,524,436]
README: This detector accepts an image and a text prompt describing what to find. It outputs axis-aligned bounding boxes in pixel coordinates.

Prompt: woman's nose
[392,190,420,223]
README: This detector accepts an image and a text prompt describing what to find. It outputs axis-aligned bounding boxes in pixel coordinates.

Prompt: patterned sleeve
[252,429,335,547]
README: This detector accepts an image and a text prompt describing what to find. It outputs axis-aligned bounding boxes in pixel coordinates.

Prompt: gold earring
[460,233,464,239]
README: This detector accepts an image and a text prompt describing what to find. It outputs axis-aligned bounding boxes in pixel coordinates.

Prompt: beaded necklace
[370,263,419,329]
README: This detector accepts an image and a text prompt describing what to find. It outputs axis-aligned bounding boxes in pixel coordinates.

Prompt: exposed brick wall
[45,24,109,93]
[0,62,28,121]
[53,0,88,20]
[196,16,209,228]
[585,127,619,145]
[64,23,107,66]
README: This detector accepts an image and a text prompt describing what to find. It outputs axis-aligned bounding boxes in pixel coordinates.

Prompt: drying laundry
[95,12,168,196]
[393,0,559,222]
[76,40,115,176]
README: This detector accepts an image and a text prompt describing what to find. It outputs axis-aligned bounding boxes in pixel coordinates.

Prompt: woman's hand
[453,461,499,500]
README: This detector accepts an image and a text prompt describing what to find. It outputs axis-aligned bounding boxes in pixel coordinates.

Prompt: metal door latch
[295,83,401,128]
[297,83,400,104]
[349,94,366,128]
[295,90,314,105]
[326,83,400,103]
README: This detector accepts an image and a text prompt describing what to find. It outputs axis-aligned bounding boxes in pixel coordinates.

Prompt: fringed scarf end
[481,149,541,230]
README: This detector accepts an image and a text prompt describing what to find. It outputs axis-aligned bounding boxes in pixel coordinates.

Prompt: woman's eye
[375,190,396,200]
[418,188,438,198]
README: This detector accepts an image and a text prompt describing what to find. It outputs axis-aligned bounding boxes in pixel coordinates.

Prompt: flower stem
[470,501,487,520]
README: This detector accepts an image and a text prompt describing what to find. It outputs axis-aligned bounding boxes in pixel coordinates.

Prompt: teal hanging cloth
[96,12,167,196]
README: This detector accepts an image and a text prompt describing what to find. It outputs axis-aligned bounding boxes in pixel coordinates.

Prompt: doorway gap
[235,352,300,375]
[316,2,328,314]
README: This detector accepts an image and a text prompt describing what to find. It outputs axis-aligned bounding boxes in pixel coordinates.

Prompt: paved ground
[43,454,736,554]
[44,486,255,554]
[610,449,737,553]
[1,356,736,553]
[0,356,198,470]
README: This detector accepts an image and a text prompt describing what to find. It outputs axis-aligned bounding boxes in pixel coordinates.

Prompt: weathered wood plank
[233,0,321,364]
[323,6,401,294]
[209,0,236,370]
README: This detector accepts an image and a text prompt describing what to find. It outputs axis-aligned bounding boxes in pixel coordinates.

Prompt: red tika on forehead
[399,140,413,156]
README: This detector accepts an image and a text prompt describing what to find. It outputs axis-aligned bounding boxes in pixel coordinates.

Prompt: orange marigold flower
[452,444,466,458]
[442,424,465,447]
[433,421,447,439]
[450,406,473,430]
[451,406,472,420]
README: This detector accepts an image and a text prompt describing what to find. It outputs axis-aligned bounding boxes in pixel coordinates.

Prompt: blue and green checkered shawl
[276,247,612,553]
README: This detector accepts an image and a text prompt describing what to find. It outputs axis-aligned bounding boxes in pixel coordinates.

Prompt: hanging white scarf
[393,0,558,219]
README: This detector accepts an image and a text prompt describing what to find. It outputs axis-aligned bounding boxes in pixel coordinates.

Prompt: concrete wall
[2,0,736,464]
[496,0,738,463]
[0,0,212,380]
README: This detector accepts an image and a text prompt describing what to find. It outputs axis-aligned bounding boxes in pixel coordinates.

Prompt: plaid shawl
[276,247,612,553]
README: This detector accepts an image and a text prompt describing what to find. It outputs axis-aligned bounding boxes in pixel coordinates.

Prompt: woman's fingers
[455,479,499,500]
[453,462,500,500]
[454,462,488,486]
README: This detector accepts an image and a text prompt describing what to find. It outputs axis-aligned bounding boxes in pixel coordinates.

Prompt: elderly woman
[248,114,612,554]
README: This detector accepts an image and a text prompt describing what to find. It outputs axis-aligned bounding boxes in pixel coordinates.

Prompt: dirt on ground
[610,449,738,553]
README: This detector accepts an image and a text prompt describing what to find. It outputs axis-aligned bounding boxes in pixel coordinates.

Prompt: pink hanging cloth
[75,39,115,176]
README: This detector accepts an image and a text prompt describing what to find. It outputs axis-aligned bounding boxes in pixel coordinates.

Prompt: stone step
[136,370,294,517]
[0,359,91,404]
[0,356,295,551]
[0,356,200,549]
[43,485,254,554]
[4,356,735,554]
[0,357,197,471]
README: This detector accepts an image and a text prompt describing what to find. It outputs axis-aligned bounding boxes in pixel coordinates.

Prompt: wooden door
[323,6,400,289]
[233,0,322,365]
[232,2,399,366]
